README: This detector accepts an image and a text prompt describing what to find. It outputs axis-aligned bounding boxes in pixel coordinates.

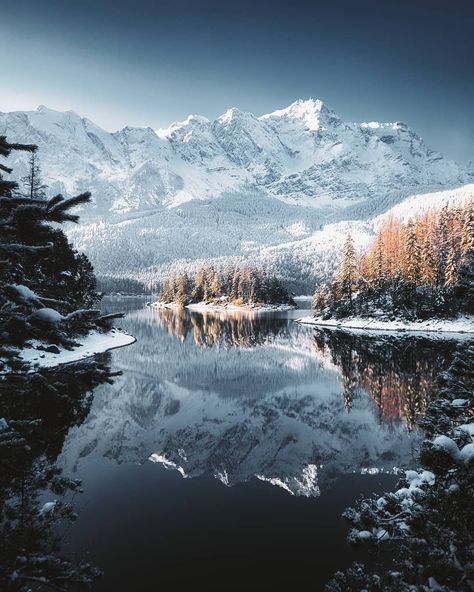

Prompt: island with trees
[300,200,474,333]
[153,265,296,312]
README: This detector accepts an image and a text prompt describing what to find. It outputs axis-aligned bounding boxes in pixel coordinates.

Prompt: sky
[1,0,473,163]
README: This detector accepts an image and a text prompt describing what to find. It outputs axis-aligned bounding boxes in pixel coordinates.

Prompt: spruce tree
[402,220,421,287]
[176,273,189,307]
[339,234,357,306]
[20,150,48,199]
[444,246,458,288]
[191,266,205,303]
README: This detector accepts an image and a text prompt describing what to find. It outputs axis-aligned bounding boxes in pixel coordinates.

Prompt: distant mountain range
[1,100,472,290]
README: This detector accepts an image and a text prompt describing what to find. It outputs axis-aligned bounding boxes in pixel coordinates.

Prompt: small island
[300,200,474,333]
[152,265,296,312]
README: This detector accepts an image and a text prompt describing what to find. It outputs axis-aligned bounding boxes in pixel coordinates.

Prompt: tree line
[159,265,294,306]
[314,200,474,318]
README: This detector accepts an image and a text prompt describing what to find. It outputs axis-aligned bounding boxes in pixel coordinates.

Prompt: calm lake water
[56,297,469,591]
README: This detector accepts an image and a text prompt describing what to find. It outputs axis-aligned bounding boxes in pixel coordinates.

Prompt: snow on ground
[295,315,474,336]
[4,329,136,374]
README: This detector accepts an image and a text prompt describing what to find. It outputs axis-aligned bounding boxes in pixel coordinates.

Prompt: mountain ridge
[1,100,472,290]
[1,98,471,215]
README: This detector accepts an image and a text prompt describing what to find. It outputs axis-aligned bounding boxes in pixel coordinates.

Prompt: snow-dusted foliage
[0,136,120,372]
[326,347,474,592]
[157,264,294,307]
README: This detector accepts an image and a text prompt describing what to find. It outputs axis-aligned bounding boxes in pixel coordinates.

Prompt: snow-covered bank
[296,315,474,335]
[149,301,296,313]
[3,329,136,374]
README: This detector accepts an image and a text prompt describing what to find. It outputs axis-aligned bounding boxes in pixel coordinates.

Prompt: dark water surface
[56,297,468,591]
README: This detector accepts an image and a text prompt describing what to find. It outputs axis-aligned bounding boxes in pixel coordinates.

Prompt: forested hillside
[314,200,474,319]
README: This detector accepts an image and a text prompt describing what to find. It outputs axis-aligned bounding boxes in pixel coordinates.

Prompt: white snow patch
[31,308,64,323]
[8,329,136,373]
[295,315,474,336]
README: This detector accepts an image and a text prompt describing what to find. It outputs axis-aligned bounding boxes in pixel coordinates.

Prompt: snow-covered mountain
[1,99,470,212]
[1,100,472,290]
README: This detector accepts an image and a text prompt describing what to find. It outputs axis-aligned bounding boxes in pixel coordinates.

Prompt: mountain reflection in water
[59,302,469,498]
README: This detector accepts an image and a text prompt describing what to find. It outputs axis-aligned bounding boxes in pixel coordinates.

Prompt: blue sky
[1,0,473,163]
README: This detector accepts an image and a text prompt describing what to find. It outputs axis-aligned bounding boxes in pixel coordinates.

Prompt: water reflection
[58,303,470,499]
[151,306,292,348]
[0,358,114,589]
[311,329,461,430]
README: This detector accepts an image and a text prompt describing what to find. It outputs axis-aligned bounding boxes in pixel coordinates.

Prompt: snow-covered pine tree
[436,206,450,287]
[0,136,112,372]
[191,266,206,303]
[420,227,437,287]
[444,246,458,288]
[210,270,222,300]
[176,273,189,307]
[460,202,474,260]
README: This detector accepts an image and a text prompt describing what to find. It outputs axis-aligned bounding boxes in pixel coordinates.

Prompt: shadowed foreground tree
[0,358,118,591]
[0,136,114,372]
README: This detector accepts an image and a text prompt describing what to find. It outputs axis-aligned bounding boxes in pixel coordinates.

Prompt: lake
[54,297,468,591]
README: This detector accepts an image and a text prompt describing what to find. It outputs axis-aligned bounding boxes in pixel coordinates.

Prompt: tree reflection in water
[311,328,469,430]
[0,356,115,591]
[154,306,291,349]
[151,307,469,432]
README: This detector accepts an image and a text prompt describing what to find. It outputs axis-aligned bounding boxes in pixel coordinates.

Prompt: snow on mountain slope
[66,183,473,293]
[1,99,470,213]
[1,100,472,290]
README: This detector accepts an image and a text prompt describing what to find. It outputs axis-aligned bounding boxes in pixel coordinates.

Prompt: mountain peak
[156,114,210,138]
[261,98,337,131]
[35,105,81,118]
[217,107,252,125]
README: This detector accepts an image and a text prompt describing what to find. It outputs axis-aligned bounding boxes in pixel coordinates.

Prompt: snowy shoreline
[149,301,297,313]
[295,315,474,336]
[2,329,136,375]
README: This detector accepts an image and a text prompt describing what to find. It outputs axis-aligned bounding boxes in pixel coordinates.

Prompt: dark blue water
[56,297,465,591]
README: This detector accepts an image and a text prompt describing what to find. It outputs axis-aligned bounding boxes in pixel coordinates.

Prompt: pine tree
[0,136,108,371]
[420,229,437,286]
[338,234,357,305]
[436,206,449,286]
[176,273,189,307]
[20,150,48,199]
[402,220,421,286]
[444,246,458,287]
[460,202,474,261]
[210,270,222,299]
[191,266,205,303]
